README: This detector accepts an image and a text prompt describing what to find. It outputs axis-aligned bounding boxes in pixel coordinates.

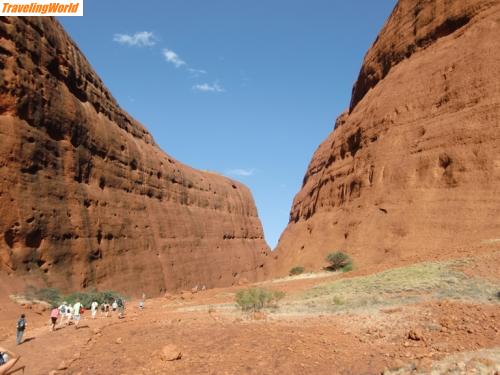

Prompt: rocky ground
[0,251,499,375]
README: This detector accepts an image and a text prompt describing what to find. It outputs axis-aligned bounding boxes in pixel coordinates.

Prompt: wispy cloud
[114,35,222,91]
[113,31,156,47]
[187,68,207,77]
[193,82,224,93]
[163,48,186,68]
[226,168,255,177]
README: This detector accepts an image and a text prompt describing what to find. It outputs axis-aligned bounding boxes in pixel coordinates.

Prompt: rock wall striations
[0,17,269,295]
[273,0,500,274]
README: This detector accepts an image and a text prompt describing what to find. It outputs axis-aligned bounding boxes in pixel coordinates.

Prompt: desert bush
[235,288,285,311]
[24,286,61,307]
[332,296,345,305]
[326,251,353,272]
[341,262,353,272]
[289,266,305,276]
[273,291,286,303]
[65,290,125,308]
[22,286,124,308]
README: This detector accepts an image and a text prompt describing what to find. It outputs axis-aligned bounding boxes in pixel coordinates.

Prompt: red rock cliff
[0,17,270,295]
[273,0,500,274]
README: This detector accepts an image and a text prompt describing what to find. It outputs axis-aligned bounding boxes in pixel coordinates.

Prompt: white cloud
[163,48,186,68]
[155,48,219,92]
[187,68,207,77]
[193,82,224,93]
[226,168,255,177]
[113,31,156,47]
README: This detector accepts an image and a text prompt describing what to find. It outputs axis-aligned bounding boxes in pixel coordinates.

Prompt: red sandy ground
[0,253,498,375]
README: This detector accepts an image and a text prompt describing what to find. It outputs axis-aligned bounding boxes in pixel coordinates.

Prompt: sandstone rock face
[273,0,500,274]
[0,17,269,295]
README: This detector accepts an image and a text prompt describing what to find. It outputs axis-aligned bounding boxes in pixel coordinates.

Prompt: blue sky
[60,0,397,248]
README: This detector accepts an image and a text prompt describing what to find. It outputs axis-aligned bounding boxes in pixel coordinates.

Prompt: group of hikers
[1,294,145,374]
[48,297,126,331]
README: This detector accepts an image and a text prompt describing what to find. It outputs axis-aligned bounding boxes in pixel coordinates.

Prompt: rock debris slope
[273,0,500,274]
[0,17,269,295]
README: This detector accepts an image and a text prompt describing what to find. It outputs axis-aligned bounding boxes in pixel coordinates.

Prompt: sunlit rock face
[0,17,270,296]
[273,0,500,274]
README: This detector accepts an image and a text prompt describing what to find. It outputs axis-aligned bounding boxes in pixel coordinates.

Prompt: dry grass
[280,260,499,315]
[259,271,338,285]
[174,259,499,318]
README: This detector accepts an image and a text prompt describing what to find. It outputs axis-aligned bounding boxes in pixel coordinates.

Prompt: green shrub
[273,291,286,303]
[65,290,125,308]
[235,288,285,311]
[22,286,124,309]
[289,266,305,276]
[332,296,345,305]
[326,251,353,272]
[36,288,62,307]
[342,262,353,273]
[24,286,61,307]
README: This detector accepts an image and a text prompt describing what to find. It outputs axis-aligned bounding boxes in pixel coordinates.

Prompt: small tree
[326,251,352,272]
[235,288,285,311]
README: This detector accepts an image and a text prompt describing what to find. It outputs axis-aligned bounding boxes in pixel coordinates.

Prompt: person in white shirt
[66,304,73,324]
[90,301,99,319]
[139,292,146,310]
[72,300,82,329]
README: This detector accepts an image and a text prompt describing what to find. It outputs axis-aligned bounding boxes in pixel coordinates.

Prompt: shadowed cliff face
[273,0,500,274]
[0,17,270,296]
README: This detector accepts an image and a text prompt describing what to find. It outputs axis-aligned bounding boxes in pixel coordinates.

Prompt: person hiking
[90,301,99,320]
[50,306,59,331]
[58,301,68,325]
[72,300,83,329]
[103,302,110,317]
[117,298,125,319]
[65,303,73,324]
[0,346,21,375]
[139,292,145,310]
[15,315,26,345]
[99,303,105,317]
[111,300,118,312]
